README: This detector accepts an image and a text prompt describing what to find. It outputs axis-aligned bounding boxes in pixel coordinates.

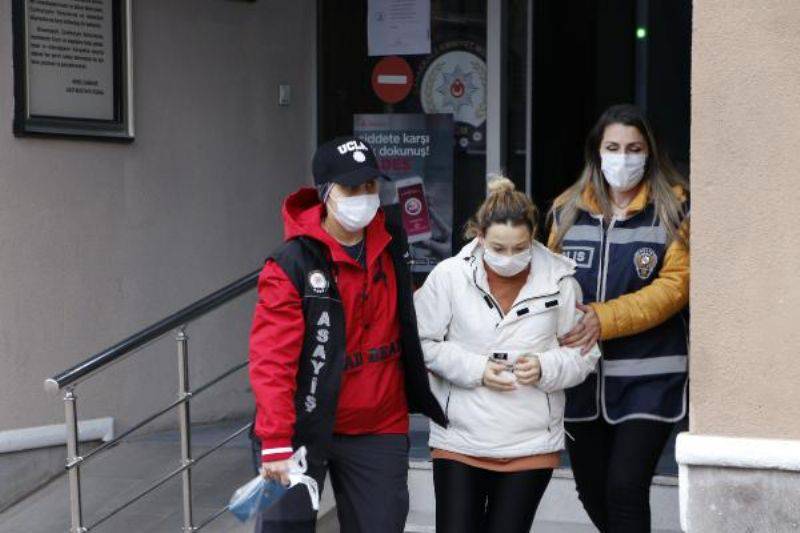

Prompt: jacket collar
[457,239,576,301]
[281,187,391,268]
[579,182,687,219]
[580,182,651,217]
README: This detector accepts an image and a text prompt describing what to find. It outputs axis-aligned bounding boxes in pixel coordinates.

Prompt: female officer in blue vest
[548,104,689,532]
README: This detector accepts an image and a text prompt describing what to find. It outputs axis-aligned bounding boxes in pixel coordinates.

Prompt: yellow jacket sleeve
[590,223,690,340]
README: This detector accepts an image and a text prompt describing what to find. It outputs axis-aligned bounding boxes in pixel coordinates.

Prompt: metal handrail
[87,422,253,532]
[44,267,263,533]
[69,361,249,469]
[45,269,260,393]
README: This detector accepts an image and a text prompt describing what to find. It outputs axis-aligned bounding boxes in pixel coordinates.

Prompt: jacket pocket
[445,383,453,419]
[505,297,560,329]
[445,385,481,432]
[547,390,566,428]
[545,393,552,432]
[427,373,451,417]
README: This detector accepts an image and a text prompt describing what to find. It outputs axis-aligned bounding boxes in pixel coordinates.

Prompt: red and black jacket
[249,188,446,465]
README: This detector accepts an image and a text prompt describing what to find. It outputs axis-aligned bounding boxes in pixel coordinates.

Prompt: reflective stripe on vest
[603,355,688,377]
[559,204,689,423]
[607,225,667,245]
[564,224,601,243]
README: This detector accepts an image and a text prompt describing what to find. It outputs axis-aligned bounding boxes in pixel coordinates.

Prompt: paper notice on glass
[354,113,454,272]
[368,0,431,57]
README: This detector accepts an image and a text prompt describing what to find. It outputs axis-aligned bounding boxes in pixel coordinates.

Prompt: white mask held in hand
[330,193,380,232]
[483,248,532,277]
[601,153,647,192]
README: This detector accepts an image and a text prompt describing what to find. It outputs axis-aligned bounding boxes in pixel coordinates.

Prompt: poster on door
[354,113,454,273]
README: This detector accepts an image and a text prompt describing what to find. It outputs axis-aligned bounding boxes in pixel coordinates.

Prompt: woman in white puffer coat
[414,176,601,533]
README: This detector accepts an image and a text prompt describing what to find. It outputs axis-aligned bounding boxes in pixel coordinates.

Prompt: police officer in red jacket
[249,136,446,532]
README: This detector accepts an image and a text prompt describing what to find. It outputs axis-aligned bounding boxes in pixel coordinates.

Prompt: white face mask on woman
[601,153,647,192]
[330,193,381,232]
[483,248,532,277]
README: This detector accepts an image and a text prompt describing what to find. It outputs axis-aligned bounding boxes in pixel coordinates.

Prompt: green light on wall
[636,27,648,39]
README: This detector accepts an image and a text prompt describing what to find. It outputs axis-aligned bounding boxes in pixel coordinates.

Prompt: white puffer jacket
[414,239,601,458]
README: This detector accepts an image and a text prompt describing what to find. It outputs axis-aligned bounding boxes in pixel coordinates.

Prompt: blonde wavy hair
[548,104,689,251]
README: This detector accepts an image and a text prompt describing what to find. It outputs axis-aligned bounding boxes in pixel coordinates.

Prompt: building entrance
[317,0,691,476]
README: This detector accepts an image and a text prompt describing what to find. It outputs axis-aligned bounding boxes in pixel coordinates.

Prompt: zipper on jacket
[473,269,504,320]
[594,217,604,302]
[444,384,453,418]
[545,393,552,433]
[595,217,616,420]
[597,217,616,303]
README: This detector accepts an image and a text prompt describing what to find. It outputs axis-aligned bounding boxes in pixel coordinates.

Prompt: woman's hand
[558,303,601,355]
[482,360,517,391]
[260,459,291,485]
[513,355,541,385]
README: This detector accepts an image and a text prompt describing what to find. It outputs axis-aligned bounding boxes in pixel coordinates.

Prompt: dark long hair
[549,104,689,250]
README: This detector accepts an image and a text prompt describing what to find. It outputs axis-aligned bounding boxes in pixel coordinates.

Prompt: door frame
[486,0,534,196]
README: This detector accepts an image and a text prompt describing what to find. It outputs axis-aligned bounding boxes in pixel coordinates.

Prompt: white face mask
[483,248,532,277]
[330,193,380,232]
[601,153,647,192]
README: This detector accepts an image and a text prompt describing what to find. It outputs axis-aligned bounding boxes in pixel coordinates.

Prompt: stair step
[407,461,681,532]
[405,522,598,533]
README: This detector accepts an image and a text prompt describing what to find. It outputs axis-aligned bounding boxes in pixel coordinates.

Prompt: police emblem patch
[633,247,658,280]
[308,270,329,294]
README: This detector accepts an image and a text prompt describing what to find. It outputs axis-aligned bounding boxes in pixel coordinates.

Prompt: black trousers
[432,458,553,533]
[565,418,674,533]
[256,434,409,533]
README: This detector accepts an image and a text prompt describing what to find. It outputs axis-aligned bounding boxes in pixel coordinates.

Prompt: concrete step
[0,418,679,533]
[405,461,681,533]
[404,513,599,533]
[0,421,337,533]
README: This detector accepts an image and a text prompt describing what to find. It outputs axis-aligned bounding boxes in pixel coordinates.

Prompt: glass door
[519,0,692,476]
[318,0,489,279]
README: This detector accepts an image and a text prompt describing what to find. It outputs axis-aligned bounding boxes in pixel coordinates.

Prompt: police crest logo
[308,270,329,294]
[418,42,488,151]
[633,247,658,280]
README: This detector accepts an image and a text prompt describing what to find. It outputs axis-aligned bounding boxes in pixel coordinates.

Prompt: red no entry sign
[371,56,414,104]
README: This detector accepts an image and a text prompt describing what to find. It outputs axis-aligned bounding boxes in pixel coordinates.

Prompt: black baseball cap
[312,136,389,187]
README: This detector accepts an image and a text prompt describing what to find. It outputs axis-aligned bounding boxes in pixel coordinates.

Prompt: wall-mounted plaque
[12,0,134,140]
